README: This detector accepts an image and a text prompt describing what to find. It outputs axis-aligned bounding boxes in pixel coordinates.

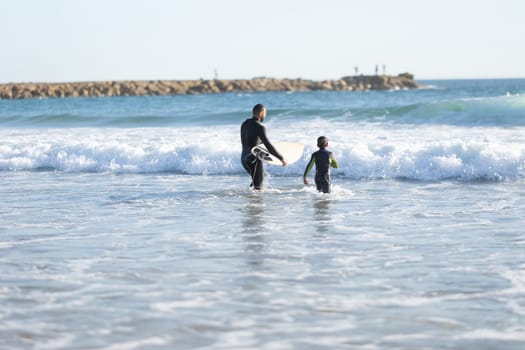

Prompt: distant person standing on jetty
[240,104,287,190]
[303,136,339,193]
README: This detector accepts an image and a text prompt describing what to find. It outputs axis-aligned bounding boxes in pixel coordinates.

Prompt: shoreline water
[0,73,419,100]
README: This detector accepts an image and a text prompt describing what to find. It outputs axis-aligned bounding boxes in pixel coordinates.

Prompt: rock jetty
[0,73,419,100]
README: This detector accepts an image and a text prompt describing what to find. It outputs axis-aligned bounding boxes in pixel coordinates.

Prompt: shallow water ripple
[1,174,524,349]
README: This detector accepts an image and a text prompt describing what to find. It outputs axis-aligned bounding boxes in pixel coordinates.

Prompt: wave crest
[1,129,524,181]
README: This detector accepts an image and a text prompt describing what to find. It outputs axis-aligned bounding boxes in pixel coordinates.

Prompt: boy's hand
[303,177,308,185]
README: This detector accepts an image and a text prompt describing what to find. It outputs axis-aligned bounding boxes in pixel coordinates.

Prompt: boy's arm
[303,155,315,184]
[330,153,339,169]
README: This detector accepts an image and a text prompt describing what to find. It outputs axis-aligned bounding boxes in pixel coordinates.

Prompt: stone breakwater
[0,73,419,99]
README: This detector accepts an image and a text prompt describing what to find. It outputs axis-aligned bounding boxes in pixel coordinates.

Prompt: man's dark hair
[252,104,265,116]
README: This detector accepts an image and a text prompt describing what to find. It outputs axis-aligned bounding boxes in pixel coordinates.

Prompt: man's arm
[258,124,278,155]
[258,124,286,165]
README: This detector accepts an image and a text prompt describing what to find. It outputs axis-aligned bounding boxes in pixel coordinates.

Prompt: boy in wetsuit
[240,104,287,190]
[303,136,339,193]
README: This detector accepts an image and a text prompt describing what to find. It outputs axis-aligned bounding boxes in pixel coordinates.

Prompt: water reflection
[242,194,264,234]
[241,194,266,268]
[313,197,331,235]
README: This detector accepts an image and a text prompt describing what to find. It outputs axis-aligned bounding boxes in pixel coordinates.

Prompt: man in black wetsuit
[240,104,287,190]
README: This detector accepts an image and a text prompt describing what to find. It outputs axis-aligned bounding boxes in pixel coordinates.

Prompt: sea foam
[1,125,524,181]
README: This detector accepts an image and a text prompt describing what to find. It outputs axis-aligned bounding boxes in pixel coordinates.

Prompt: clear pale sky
[1,0,524,83]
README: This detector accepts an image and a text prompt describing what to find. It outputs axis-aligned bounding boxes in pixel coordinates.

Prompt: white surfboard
[251,142,304,166]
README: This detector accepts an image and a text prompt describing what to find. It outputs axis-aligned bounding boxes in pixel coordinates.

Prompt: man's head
[252,104,267,122]
[317,136,328,148]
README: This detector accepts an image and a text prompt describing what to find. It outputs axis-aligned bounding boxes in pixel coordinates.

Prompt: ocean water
[1,79,525,349]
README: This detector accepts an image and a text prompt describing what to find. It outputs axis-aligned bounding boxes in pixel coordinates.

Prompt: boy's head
[317,136,328,148]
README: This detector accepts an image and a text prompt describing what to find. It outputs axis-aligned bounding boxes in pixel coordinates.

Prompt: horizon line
[1,75,525,85]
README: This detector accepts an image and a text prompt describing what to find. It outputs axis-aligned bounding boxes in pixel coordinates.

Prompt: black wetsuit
[303,147,338,193]
[240,117,283,190]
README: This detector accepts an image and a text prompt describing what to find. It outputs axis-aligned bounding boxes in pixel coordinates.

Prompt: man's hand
[281,159,288,166]
[303,177,308,185]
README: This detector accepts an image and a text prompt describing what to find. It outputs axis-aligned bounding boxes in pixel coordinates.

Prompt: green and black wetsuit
[303,147,338,193]
[240,117,283,190]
